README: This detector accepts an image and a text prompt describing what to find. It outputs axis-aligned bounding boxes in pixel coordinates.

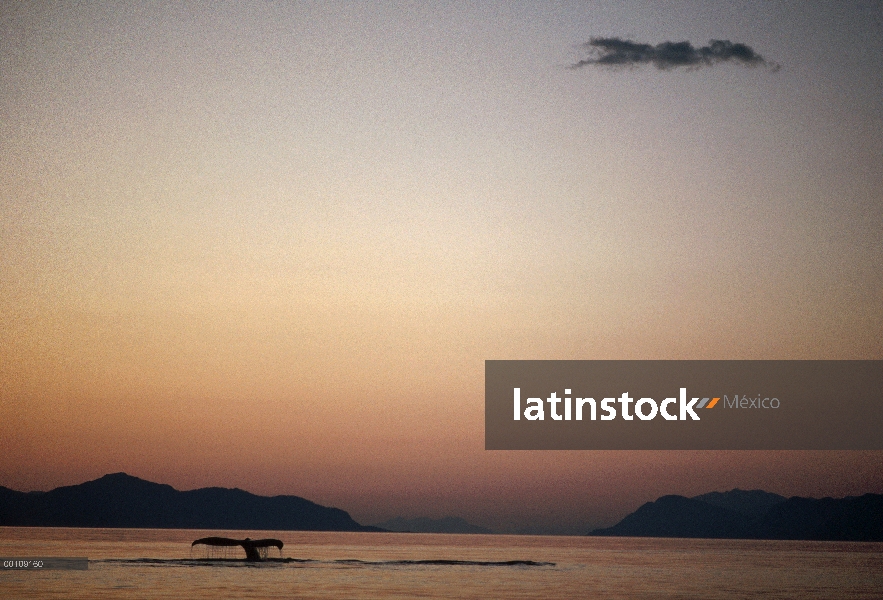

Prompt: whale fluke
[192,537,283,561]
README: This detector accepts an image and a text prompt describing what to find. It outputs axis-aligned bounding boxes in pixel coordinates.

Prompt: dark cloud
[572,38,779,71]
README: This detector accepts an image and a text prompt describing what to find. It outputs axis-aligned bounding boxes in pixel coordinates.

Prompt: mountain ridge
[692,489,786,519]
[0,473,381,532]
[589,489,883,541]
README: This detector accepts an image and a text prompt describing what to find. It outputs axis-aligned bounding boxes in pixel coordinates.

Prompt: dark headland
[589,489,883,541]
[0,472,382,531]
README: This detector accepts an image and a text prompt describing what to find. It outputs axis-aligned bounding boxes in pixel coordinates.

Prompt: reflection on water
[0,528,881,599]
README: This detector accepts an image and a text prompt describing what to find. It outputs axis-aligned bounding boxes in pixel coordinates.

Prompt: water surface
[1,528,881,598]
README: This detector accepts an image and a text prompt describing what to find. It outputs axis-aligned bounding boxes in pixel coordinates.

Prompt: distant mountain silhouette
[589,489,883,541]
[590,495,749,538]
[0,473,381,532]
[692,489,786,520]
[375,516,494,534]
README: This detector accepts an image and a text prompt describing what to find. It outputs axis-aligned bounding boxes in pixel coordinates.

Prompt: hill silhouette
[692,489,786,520]
[589,489,883,541]
[0,473,381,531]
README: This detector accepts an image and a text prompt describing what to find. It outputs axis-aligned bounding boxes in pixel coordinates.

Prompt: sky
[1,1,882,534]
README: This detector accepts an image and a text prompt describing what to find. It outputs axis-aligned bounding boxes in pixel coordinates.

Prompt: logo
[486,360,881,450]
[513,388,720,421]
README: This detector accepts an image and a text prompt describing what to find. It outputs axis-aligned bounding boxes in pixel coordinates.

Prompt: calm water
[1,528,881,599]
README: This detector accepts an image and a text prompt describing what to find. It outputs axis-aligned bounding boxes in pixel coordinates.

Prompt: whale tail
[191,537,284,561]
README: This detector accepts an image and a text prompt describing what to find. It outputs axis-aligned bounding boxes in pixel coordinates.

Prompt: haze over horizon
[2,1,881,535]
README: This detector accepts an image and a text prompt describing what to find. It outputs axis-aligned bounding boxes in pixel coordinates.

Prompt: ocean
[1,527,881,598]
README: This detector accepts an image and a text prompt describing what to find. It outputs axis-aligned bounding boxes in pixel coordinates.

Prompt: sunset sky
[2,1,881,534]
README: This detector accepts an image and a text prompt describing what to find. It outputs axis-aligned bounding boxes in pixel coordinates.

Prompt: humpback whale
[191,537,284,561]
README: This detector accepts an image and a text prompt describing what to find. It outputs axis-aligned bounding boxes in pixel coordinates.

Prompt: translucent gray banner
[1,557,88,570]
[485,361,883,450]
